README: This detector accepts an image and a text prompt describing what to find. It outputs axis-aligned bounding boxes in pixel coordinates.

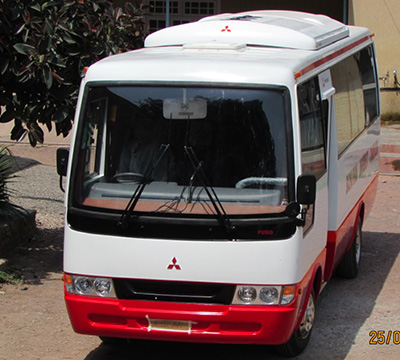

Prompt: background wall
[220,0,345,22]
[350,0,400,115]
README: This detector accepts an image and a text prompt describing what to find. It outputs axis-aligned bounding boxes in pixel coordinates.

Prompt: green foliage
[0,146,21,217]
[0,0,145,146]
[0,270,23,285]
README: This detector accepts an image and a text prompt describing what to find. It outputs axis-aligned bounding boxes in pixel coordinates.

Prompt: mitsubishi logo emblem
[167,257,181,270]
[221,25,231,32]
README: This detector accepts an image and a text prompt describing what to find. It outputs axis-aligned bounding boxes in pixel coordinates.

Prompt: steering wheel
[112,172,144,183]
[235,177,287,189]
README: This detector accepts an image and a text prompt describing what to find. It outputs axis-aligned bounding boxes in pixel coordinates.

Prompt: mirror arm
[59,175,65,193]
[295,204,310,227]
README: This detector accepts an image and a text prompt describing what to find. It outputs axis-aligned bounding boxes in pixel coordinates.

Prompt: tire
[275,290,315,357]
[337,217,362,279]
[99,336,129,345]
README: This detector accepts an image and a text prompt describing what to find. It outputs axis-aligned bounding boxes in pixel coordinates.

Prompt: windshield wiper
[184,146,235,236]
[117,144,170,229]
[187,160,203,203]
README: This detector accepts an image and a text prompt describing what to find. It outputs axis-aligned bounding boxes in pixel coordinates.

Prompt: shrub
[0,146,21,217]
[0,0,145,146]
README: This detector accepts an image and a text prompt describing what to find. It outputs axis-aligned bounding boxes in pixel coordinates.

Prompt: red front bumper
[65,291,302,345]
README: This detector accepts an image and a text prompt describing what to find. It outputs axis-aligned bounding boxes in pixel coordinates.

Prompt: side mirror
[57,148,69,176]
[297,174,316,205]
[56,148,69,192]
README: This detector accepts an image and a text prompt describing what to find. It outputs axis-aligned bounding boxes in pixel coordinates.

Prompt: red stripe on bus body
[295,35,372,79]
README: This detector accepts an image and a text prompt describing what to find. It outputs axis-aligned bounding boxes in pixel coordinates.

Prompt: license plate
[146,316,193,333]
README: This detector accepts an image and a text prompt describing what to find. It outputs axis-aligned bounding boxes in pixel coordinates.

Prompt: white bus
[57,11,380,356]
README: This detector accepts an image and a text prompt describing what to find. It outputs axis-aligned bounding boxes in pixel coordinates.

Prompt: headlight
[94,278,113,297]
[237,286,257,304]
[260,287,280,304]
[233,284,297,306]
[75,277,93,295]
[64,273,116,298]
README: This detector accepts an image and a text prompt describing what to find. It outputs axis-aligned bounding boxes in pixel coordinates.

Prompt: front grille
[113,279,236,305]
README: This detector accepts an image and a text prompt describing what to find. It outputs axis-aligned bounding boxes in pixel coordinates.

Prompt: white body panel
[331,119,380,230]
[145,10,349,50]
[85,46,300,87]
[64,226,303,285]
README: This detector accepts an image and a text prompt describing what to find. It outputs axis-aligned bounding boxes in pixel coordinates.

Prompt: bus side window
[298,77,327,180]
[83,98,107,180]
[356,46,379,125]
[330,46,378,156]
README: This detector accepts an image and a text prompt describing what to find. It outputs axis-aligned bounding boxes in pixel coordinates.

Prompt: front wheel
[337,216,362,279]
[99,336,129,345]
[275,290,315,357]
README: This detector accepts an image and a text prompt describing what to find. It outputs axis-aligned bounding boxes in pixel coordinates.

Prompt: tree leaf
[31,123,44,143]
[53,106,69,123]
[28,131,37,147]
[0,110,16,123]
[42,64,53,89]
[13,43,35,55]
[10,124,27,142]
[23,8,31,23]
[27,122,44,146]
[15,23,26,35]
[46,120,52,133]
[114,7,123,21]
[39,36,51,53]
[0,58,9,75]
[29,3,42,12]
[61,32,77,45]
[49,56,66,68]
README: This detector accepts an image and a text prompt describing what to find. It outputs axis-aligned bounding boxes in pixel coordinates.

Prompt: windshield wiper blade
[117,144,170,229]
[184,146,235,236]
[187,160,203,203]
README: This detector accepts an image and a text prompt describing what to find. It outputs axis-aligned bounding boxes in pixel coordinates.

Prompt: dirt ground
[1,164,400,359]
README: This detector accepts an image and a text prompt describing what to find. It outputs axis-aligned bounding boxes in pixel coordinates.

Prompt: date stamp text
[369,330,400,345]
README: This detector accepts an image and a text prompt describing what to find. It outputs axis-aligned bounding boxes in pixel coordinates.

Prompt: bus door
[298,70,334,281]
[320,69,341,282]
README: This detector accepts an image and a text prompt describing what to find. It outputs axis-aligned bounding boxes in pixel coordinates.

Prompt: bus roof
[84,12,372,85]
[145,11,350,51]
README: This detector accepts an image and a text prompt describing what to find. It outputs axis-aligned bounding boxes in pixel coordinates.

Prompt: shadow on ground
[0,226,63,285]
[7,154,40,174]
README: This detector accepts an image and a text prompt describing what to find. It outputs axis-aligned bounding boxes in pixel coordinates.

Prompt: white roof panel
[145,10,350,50]
[84,46,301,86]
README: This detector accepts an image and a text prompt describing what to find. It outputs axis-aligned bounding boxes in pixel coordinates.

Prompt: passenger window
[331,45,378,155]
[298,77,327,180]
[331,56,365,154]
[356,46,379,124]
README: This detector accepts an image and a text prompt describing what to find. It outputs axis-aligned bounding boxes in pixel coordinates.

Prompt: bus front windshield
[72,86,291,216]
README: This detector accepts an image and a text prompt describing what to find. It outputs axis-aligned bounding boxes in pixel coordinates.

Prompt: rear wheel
[337,217,362,279]
[275,290,315,357]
